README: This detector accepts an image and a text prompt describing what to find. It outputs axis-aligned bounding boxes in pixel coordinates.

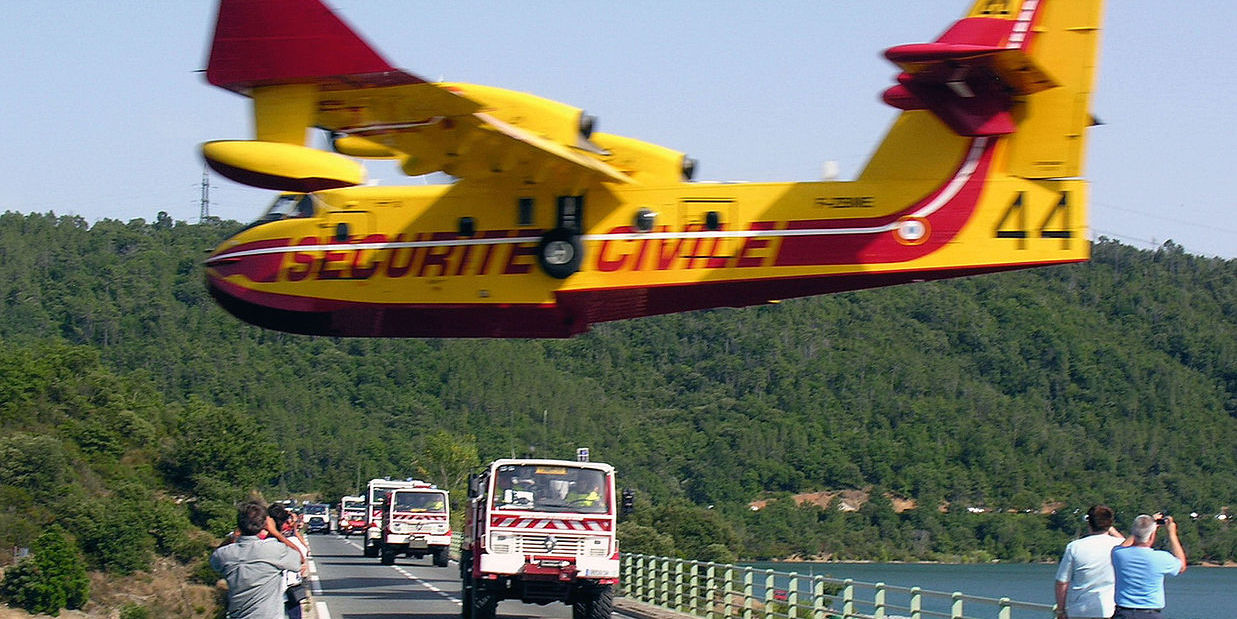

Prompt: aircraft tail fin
[862,0,1103,180]
[205,0,424,144]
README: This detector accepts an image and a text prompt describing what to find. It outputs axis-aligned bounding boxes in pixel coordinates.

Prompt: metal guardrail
[620,554,1057,619]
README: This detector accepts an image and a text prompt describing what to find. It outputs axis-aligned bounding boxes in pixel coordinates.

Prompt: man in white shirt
[1055,505,1126,619]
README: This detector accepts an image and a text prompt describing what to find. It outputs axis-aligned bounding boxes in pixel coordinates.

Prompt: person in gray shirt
[211,503,304,618]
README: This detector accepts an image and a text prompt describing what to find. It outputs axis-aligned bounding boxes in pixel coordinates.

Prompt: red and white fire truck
[337,495,366,536]
[363,478,429,557]
[461,457,619,619]
[378,482,451,566]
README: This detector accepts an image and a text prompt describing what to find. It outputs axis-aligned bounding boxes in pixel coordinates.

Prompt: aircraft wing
[206,0,634,188]
[319,84,633,185]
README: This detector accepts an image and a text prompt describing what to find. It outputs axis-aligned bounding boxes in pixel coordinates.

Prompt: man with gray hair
[1110,513,1187,619]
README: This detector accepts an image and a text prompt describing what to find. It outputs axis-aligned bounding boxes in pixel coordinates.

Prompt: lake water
[743,561,1230,619]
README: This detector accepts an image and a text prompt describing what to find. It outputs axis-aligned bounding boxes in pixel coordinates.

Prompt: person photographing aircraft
[1111,513,1187,619]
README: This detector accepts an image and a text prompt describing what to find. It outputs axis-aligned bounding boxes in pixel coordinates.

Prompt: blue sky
[1,1,1232,258]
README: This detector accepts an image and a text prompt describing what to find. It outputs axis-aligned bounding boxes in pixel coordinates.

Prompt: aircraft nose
[203,240,288,284]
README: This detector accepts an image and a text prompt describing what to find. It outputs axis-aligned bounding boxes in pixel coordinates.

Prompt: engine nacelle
[592,133,694,185]
[332,135,399,159]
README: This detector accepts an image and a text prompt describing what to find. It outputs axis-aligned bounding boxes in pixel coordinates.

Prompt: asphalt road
[305,533,581,619]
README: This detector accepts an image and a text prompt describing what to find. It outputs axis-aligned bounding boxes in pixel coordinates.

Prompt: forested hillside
[0,212,1233,587]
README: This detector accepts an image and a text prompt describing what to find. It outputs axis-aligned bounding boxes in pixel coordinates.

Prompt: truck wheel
[572,586,614,619]
[471,588,498,619]
[537,228,583,279]
[380,547,396,565]
[364,543,379,558]
[433,547,450,567]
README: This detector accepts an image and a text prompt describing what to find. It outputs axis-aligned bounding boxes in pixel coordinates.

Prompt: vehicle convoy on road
[338,495,366,536]
[363,477,434,557]
[378,481,452,566]
[461,457,619,619]
[303,502,331,534]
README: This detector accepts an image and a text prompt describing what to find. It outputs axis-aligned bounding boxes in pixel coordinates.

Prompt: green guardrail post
[643,557,653,599]
[909,586,921,619]
[661,557,672,609]
[621,554,630,597]
[675,559,686,612]
[840,579,854,618]
[706,562,718,619]
[951,591,964,619]
[873,582,886,619]
[725,564,737,619]
[763,570,775,619]
[742,567,754,619]
[692,562,702,614]
[812,576,826,619]
[787,573,799,619]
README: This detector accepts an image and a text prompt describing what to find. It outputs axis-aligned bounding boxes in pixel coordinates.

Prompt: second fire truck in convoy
[461,457,619,619]
[378,481,452,566]
[337,495,366,536]
[363,478,431,557]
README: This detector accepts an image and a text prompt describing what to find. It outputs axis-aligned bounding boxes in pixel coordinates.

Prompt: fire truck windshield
[394,491,446,513]
[492,465,609,514]
[343,499,365,510]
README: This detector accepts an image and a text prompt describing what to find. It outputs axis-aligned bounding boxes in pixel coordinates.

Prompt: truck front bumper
[479,554,619,578]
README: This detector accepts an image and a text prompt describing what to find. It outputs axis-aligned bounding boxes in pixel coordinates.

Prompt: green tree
[0,526,89,615]
[412,430,480,498]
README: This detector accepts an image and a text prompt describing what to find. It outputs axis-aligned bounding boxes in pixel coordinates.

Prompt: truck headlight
[586,536,610,556]
[489,533,514,553]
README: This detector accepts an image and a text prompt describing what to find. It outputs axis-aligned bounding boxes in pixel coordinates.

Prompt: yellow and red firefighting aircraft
[202,0,1103,338]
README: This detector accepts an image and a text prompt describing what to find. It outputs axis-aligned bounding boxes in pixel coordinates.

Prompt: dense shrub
[0,526,89,616]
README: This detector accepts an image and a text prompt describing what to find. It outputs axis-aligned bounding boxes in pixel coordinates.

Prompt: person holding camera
[211,503,305,619]
[1110,513,1187,619]
[1054,505,1126,619]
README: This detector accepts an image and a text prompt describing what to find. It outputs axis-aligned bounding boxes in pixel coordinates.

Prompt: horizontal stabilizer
[882,16,1058,137]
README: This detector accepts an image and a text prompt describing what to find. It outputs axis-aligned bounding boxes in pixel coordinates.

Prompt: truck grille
[516,534,583,555]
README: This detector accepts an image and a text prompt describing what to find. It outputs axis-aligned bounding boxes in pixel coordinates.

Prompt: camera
[1155,515,1168,525]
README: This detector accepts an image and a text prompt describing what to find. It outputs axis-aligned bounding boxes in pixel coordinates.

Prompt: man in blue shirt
[1111,514,1187,619]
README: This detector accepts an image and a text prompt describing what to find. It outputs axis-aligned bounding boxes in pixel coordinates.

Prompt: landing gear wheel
[380,547,396,565]
[433,547,449,567]
[537,227,583,279]
[572,585,614,619]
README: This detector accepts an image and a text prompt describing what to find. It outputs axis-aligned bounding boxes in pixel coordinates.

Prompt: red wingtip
[206,0,402,92]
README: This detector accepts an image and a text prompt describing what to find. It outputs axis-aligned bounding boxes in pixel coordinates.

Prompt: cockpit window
[241,194,315,232]
[266,194,314,219]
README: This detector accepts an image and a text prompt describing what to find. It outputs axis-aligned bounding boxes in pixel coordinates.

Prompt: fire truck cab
[461,458,618,619]
[379,482,451,566]
[363,477,430,557]
[338,495,366,536]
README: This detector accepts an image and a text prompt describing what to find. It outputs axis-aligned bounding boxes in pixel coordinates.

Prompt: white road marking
[315,600,332,619]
